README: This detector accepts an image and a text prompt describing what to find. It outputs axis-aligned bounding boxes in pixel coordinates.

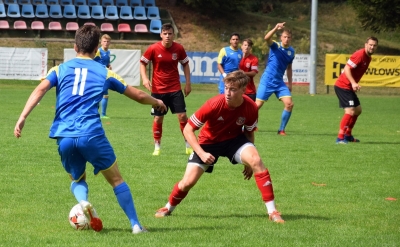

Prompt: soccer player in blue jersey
[256,22,295,135]
[94,34,112,119]
[217,33,243,94]
[14,25,166,234]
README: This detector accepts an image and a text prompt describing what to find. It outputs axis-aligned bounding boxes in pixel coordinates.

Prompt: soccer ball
[69,204,91,230]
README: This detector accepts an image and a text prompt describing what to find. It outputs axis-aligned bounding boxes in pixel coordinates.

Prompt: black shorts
[188,134,251,173]
[151,90,186,116]
[245,93,256,102]
[334,85,360,108]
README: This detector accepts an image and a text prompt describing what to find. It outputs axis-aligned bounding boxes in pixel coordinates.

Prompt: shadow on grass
[183,213,330,221]
[361,141,400,145]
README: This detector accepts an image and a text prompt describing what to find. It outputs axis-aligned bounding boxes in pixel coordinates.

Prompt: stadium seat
[115,0,127,8]
[133,6,146,20]
[84,21,95,25]
[4,0,18,5]
[31,20,45,29]
[77,5,90,19]
[74,0,86,6]
[0,3,7,18]
[18,0,31,4]
[100,22,113,31]
[101,0,113,8]
[117,23,130,32]
[134,23,147,33]
[49,4,62,18]
[48,21,62,30]
[143,0,154,7]
[91,5,103,19]
[149,19,161,33]
[104,5,118,20]
[21,4,35,18]
[119,5,132,20]
[13,20,27,29]
[59,0,72,6]
[87,0,99,6]
[32,0,45,5]
[6,3,21,18]
[63,4,77,18]
[146,6,159,19]
[0,20,10,29]
[66,21,79,30]
[46,0,58,5]
[35,4,49,18]
[129,0,141,7]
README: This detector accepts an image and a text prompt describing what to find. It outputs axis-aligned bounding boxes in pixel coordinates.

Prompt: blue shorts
[104,90,109,96]
[256,76,291,101]
[56,135,116,181]
[218,75,224,94]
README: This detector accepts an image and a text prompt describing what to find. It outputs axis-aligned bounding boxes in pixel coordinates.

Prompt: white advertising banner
[283,54,310,85]
[0,48,48,80]
[64,49,141,86]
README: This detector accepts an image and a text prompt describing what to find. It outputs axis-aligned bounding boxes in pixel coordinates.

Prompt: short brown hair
[224,70,249,89]
[161,23,174,33]
[75,25,100,54]
[366,36,378,44]
[242,38,253,47]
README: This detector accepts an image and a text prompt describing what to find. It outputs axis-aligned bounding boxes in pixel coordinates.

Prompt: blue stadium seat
[0,4,6,17]
[129,0,140,7]
[119,5,132,20]
[101,0,113,8]
[46,0,58,5]
[90,5,103,19]
[87,0,99,6]
[18,0,31,5]
[115,0,127,8]
[74,0,86,6]
[77,4,90,18]
[59,0,72,6]
[21,3,35,18]
[149,19,161,33]
[133,6,146,20]
[63,4,76,18]
[49,4,62,18]
[7,3,21,18]
[146,6,159,19]
[143,0,154,7]
[35,4,49,17]
[32,0,45,5]
[104,5,118,19]
[4,0,18,5]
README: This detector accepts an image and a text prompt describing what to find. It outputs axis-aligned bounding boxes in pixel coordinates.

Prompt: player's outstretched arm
[264,22,285,46]
[123,85,166,112]
[14,80,51,138]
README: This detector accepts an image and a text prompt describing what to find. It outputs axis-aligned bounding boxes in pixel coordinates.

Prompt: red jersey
[335,48,372,90]
[188,94,258,144]
[239,54,259,95]
[140,41,189,94]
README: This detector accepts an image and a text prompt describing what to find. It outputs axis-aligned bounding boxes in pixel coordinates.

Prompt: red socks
[254,170,275,202]
[345,115,359,136]
[153,122,162,141]
[338,114,352,139]
[169,182,189,206]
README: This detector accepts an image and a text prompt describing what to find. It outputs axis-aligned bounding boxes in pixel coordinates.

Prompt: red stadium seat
[31,20,45,30]
[0,20,10,29]
[100,23,114,32]
[48,21,62,30]
[13,20,27,29]
[134,24,148,33]
[84,22,96,26]
[118,23,131,32]
[66,21,79,31]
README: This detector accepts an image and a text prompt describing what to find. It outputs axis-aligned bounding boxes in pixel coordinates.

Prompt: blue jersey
[46,57,127,138]
[217,46,242,73]
[262,41,295,85]
[94,47,111,67]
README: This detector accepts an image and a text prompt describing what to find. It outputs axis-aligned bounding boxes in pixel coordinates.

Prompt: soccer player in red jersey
[140,23,192,156]
[154,70,284,224]
[239,38,259,101]
[334,37,378,144]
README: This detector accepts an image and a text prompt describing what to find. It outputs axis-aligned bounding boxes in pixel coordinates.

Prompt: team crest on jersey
[246,62,251,68]
[287,51,292,56]
[172,53,177,60]
[236,117,245,125]
[238,54,242,59]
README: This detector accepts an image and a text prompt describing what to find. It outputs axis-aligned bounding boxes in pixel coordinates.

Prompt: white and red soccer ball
[68,204,91,230]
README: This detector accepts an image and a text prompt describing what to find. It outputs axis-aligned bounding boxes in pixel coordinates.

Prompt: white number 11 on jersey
[72,68,88,96]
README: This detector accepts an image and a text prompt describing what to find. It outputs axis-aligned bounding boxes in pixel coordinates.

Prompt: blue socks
[114,182,141,228]
[101,97,108,116]
[279,109,292,131]
[70,180,88,202]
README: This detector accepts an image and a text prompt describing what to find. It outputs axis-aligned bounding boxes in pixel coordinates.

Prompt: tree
[349,0,400,33]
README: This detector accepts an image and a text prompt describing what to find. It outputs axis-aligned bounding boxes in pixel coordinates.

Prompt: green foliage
[349,0,400,33]
[1,83,400,246]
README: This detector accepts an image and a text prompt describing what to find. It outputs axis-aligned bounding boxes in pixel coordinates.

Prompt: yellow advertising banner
[325,54,400,87]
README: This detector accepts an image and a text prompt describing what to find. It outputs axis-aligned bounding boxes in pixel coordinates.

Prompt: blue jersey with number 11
[46,57,127,138]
